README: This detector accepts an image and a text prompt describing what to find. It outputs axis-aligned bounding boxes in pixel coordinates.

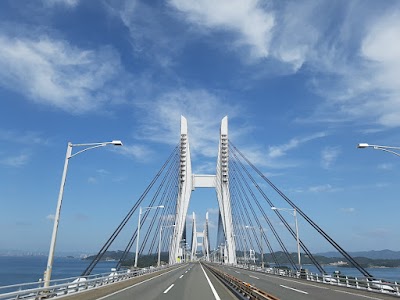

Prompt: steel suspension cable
[230,142,372,277]
[81,145,179,276]
[139,153,180,255]
[231,158,280,267]
[231,146,324,273]
[230,153,297,270]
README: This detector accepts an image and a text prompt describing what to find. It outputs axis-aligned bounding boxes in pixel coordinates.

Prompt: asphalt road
[86,262,236,300]
[211,264,399,300]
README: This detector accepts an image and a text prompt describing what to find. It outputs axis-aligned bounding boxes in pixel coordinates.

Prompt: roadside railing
[233,264,400,297]
[0,265,168,300]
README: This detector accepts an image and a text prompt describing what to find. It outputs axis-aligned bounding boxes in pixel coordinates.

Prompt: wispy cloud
[267,132,326,159]
[0,129,47,145]
[136,88,241,158]
[308,184,334,193]
[0,34,128,114]
[168,0,275,59]
[0,153,30,167]
[42,0,79,7]
[321,146,340,169]
[117,144,154,161]
[46,214,55,221]
[341,207,355,213]
[377,163,393,171]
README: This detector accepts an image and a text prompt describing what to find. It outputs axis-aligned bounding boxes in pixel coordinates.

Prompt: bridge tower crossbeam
[169,116,236,265]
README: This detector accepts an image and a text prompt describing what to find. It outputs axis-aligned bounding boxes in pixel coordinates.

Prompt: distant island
[82,250,400,269]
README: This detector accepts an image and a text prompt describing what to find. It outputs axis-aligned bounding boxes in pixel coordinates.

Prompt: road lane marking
[185,271,188,273]
[333,289,384,300]
[280,284,308,294]
[163,284,174,294]
[263,273,330,290]
[249,275,259,279]
[97,265,186,300]
[200,264,222,300]
[179,275,184,279]
[235,271,240,274]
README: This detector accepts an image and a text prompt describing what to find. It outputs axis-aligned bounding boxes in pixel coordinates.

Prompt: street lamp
[244,226,255,264]
[357,143,400,157]
[271,207,301,270]
[134,205,164,268]
[43,140,123,288]
[158,224,175,267]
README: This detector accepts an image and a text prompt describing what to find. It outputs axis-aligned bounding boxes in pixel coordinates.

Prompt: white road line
[249,275,259,279]
[97,265,185,300]
[263,273,330,290]
[235,271,240,274]
[163,284,174,294]
[200,264,222,300]
[280,284,308,294]
[185,271,188,273]
[179,275,184,279]
[333,289,384,300]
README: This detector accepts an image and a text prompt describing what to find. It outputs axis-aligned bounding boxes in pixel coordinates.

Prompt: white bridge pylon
[169,116,236,265]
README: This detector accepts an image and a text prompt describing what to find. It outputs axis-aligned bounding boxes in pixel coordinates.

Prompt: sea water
[0,256,117,287]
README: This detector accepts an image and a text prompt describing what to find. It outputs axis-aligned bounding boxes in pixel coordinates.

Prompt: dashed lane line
[163,284,174,294]
[280,285,308,294]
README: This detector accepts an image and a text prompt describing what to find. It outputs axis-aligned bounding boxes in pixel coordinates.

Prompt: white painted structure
[169,116,236,264]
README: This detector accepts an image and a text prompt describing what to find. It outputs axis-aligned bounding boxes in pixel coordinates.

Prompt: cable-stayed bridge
[1,116,399,300]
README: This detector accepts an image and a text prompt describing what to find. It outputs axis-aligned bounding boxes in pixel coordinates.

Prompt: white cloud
[117,144,154,161]
[0,129,47,145]
[168,0,274,59]
[42,0,79,7]
[87,177,97,184]
[308,184,333,193]
[0,34,127,114]
[207,207,220,215]
[0,153,30,167]
[267,132,326,159]
[136,88,241,158]
[377,163,393,171]
[341,207,355,213]
[46,214,55,221]
[321,146,340,169]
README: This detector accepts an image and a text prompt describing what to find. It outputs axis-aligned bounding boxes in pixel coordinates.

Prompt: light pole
[158,224,175,267]
[271,207,301,270]
[244,225,254,265]
[357,143,400,157]
[260,226,264,269]
[134,205,164,268]
[43,140,123,288]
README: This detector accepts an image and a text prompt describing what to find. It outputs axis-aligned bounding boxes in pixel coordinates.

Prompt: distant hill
[317,250,400,260]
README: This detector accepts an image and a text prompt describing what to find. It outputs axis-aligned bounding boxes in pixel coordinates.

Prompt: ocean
[0,256,118,287]
[0,256,399,289]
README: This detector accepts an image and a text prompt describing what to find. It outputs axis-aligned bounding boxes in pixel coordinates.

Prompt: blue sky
[1,0,400,256]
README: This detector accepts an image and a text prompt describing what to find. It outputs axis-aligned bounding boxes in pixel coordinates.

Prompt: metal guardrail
[203,263,280,300]
[234,264,400,297]
[0,265,168,300]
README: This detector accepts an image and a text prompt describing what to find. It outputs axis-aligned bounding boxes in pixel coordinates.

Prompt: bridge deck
[59,263,236,300]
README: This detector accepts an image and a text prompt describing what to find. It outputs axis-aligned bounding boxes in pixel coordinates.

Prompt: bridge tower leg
[169,116,236,265]
[169,116,193,264]
[215,116,236,264]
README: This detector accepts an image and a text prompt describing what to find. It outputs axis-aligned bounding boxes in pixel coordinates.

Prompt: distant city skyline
[1,1,400,255]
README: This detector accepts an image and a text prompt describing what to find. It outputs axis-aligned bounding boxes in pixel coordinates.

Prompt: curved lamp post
[44,140,123,288]
[357,143,400,157]
[134,205,164,268]
[158,224,175,267]
[271,207,301,270]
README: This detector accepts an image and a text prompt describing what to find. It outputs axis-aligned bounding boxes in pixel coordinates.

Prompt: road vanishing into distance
[61,262,398,300]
